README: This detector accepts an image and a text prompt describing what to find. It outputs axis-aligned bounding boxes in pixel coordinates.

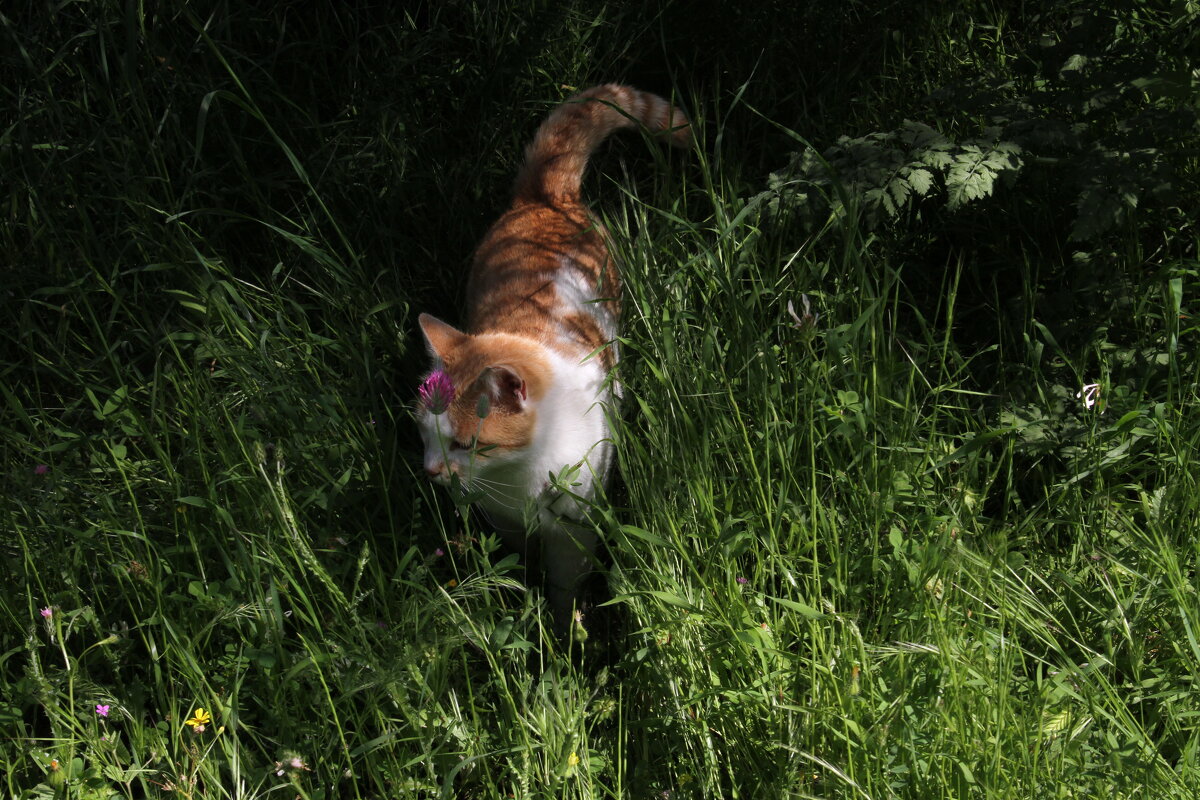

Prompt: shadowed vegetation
[3,0,1199,797]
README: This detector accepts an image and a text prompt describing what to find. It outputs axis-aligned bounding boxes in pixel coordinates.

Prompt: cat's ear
[485,365,528,413]
[418,313,468,360]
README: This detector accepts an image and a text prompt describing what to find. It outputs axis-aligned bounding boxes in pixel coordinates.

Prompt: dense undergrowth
[3,1,1199,797]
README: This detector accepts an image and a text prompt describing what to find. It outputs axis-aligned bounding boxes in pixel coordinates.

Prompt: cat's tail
[513,84,690,205]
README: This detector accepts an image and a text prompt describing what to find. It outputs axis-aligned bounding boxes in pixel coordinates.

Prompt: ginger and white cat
[415,84,689,632]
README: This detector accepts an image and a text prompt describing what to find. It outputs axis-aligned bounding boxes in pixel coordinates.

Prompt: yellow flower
[567,752,580,767]
[185,707,213,731]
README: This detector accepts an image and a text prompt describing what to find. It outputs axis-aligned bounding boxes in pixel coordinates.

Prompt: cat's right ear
[418,313,468,360]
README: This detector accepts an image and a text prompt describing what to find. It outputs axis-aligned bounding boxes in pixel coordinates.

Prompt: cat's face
[415,314,551,489]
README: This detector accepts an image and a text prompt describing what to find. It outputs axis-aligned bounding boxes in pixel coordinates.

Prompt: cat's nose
[426,464,442,479]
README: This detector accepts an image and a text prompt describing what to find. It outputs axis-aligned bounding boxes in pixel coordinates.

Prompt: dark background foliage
[3,0,1199,797]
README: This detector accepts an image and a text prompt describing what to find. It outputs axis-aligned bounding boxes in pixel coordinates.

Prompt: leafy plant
[759,120,1025,229]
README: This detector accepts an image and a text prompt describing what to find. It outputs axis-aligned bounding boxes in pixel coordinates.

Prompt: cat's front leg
[540,520,598,636]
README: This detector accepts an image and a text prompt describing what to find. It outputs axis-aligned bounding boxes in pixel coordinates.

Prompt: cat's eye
[449,439,472,451]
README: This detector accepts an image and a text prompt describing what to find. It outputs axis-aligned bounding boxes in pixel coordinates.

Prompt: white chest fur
[476,350,614,530]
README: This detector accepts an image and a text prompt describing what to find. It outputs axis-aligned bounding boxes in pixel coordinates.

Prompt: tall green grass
[4,1,1199,798]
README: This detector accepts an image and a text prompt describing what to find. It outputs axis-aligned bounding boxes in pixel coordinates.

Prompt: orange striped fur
[466,84,689,364]
[419,84,689,454]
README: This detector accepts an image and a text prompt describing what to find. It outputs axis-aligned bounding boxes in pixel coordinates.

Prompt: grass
[3,0,1200,797]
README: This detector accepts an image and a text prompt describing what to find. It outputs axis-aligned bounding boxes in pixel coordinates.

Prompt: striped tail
[513,84,690,205]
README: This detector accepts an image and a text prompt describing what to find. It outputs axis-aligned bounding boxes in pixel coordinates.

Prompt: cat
[415,84,690,634]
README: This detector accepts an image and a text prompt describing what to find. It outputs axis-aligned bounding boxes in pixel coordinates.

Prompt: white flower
[1076,383,1101,411]
[787,294,820,329]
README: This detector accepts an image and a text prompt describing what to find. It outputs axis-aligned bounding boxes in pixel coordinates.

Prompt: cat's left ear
[485,365,528,413]
[418,313,468,360]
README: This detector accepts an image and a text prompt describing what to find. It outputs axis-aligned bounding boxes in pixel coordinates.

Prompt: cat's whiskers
[460,472,525,502]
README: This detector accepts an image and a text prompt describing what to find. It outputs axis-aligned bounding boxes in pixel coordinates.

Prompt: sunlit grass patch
[3,1,1200,798]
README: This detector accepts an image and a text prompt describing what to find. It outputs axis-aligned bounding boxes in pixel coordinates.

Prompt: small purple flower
[34,464,49,475]
[434,547,444,557]
[418,369,455,415]
[96,704,111,718]
[40,607,52,618]
[736,576,749,585]
[787,294,820,330]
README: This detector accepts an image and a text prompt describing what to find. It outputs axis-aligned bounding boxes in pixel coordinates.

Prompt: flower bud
[418,370,455,415]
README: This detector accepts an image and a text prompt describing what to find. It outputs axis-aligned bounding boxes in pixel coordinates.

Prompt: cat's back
[465,85,689,356]
[466,198,611,355]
